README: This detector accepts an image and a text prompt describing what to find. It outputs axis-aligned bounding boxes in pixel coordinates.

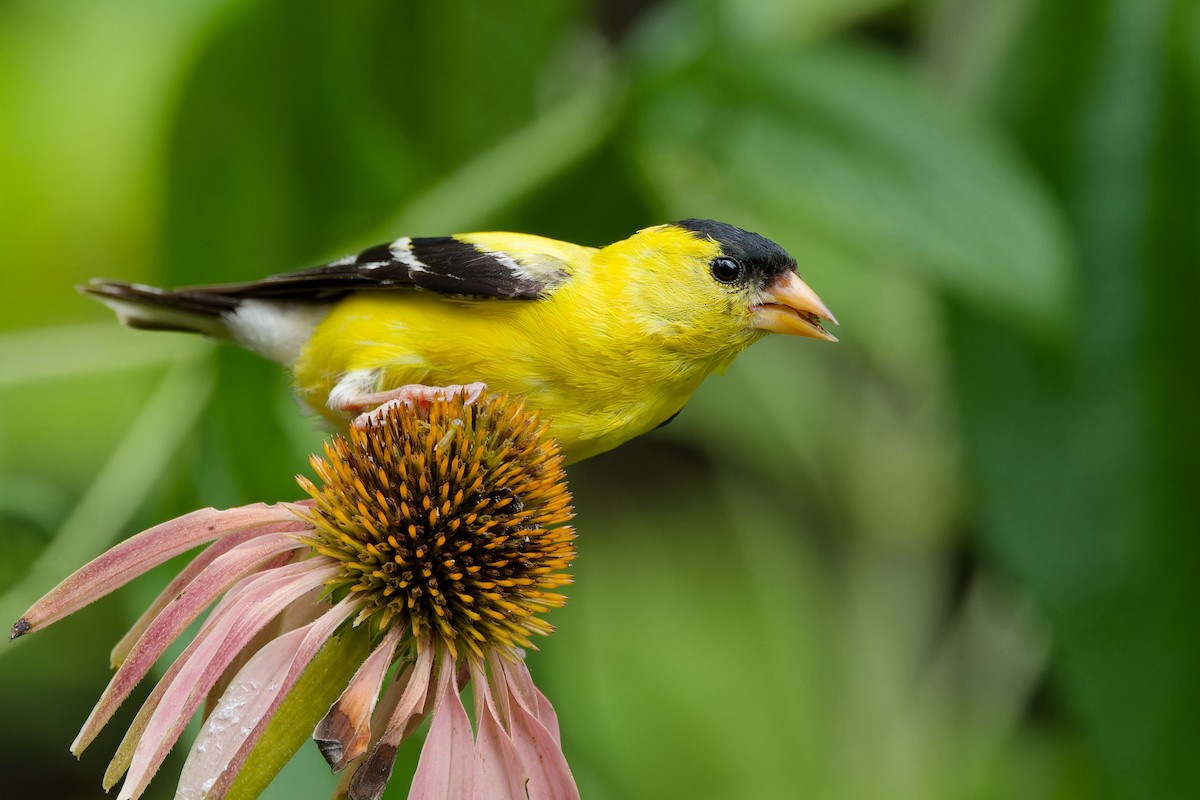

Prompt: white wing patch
[472,245,535,283]
[459,241,571,291]
[389,236,429,273]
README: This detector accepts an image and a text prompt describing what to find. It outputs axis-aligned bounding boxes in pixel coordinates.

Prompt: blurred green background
[2,1,1197,798]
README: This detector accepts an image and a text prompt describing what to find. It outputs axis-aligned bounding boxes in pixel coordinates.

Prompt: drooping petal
[498,658,577,800]
[499,656,561,744]
[314,622,404,771]
[530,685,561,745]
[179,595,361,800]
[112,559,338,800]
[406,658,475,800]
[179,627,307,800]
[110,518,308,666]
[105,561,324,791]
[203,583,328,721]
[102,565,303,793]
[486,658,513,731]
[470,659,527,800]
[72,533,303,756]
[10,504,301,638]
[332,650,426,799]
[346,641,437,800]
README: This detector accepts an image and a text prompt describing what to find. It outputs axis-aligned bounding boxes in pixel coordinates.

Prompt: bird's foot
[349,382,487,429]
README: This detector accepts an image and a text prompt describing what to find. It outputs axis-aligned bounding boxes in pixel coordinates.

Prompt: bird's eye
[710,257,744,285]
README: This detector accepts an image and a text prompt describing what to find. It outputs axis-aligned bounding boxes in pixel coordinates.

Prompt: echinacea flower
[10,393,579,800]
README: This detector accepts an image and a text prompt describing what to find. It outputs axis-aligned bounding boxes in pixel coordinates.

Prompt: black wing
[175,236,570,302]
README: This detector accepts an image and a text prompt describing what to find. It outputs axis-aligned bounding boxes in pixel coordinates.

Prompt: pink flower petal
[333,639,442,798]
[11,503,302,639]
[179,627,307,800]
[345,642,439,800]
[72,534,303,756]
[407,658,475,800]
[110,518,308,667]
[109,562,322,793]
[114,559,337,800]
[500,656,561,743]
[499,659,577,800]
[179,596,360,800]
[346,642,437,800]
[105,560,331,791]
[486,659,513,730]
[201,580,328,721]
[314,623,404,771]
[332,659,421,800]
[531,686,561,744]
[206,596,360,795]
[470,659,527,799]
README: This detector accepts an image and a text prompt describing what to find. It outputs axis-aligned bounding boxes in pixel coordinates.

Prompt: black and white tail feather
[84,281,333,365]
[83,234,569,365]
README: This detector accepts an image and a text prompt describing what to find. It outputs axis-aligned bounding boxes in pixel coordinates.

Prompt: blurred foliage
[1,1,1195,799]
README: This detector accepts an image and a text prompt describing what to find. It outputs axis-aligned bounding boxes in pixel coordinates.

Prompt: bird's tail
[82,280,237,338]
[82,279,332,365]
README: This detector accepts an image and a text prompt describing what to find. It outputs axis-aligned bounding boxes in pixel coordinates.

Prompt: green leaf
[944,1,1200,798]
[718,0,904,49]
[380,56,625,237]
[550,444,1048,799]
[632,42,1074,336]
[161,0,590,284]
[0,359,215,661]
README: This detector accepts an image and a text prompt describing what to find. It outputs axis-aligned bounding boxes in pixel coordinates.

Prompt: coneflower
[11,392,579,800]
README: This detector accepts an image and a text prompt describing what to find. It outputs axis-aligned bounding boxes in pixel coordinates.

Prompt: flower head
[10,392,579,800]
[299,394,575,658]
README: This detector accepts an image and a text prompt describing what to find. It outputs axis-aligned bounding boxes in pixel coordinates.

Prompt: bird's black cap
[672,219,795,278]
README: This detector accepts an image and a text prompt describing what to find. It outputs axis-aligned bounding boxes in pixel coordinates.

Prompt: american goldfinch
[85,219,837,462]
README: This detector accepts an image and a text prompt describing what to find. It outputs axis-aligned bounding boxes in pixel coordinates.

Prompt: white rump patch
[226,300,332,365]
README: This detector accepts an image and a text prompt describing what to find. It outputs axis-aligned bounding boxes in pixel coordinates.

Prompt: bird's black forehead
[671,219,795,276]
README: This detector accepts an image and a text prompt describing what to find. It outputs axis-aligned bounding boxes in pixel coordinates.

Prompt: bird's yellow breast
[292,296,694,462]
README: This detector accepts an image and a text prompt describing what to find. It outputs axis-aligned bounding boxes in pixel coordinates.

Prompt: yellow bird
[85,219,837,462]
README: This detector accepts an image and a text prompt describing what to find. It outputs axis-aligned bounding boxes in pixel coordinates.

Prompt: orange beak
[750,271,839,341]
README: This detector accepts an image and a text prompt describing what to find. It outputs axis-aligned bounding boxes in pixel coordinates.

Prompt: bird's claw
[351,383,487,429]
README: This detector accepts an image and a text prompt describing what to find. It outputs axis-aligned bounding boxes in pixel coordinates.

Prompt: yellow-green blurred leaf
[633,43,1074,336]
